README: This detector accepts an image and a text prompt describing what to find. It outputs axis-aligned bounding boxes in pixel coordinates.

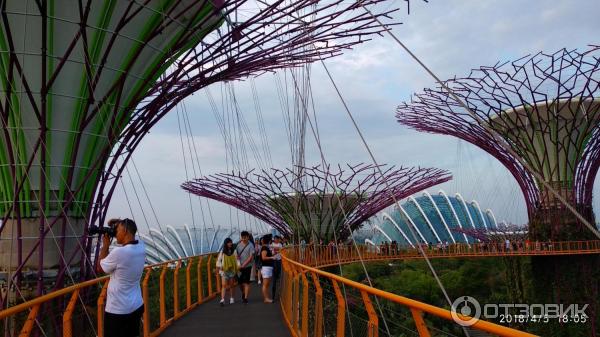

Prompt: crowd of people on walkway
[216,231,287,306]
[376,238,562,256]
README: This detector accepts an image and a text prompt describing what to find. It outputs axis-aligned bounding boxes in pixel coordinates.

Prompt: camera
[89,219,119,237]
[89,225,116,237]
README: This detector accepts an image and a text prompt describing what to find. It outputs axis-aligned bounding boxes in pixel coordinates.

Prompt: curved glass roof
[372,190,498,245]
[140,225,265,264]
[141,226,234,264]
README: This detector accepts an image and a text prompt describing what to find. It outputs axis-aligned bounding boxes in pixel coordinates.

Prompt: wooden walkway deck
[160,283,290,337]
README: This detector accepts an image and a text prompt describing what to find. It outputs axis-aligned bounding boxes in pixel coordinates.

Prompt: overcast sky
[107,0,600,235]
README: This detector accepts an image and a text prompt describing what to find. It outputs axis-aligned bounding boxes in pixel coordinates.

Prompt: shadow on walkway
[160,283,290,337]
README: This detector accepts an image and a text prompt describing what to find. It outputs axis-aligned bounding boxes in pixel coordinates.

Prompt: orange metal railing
[296,240,600,268]
[278,241,600,337]
[1,240,597,337]
[0,252,220,337]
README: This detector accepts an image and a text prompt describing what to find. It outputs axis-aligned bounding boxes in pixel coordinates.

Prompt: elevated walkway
[160,283,289,337]
[1,240,597,337]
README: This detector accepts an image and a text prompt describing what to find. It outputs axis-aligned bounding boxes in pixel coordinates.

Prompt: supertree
[397,47,600,242]
[0,0,412,302]
[396,47,600,336]
[182,163,451,243]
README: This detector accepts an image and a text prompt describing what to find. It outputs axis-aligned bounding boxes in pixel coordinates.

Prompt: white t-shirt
[100,240,145,314]
[271,242,283,261]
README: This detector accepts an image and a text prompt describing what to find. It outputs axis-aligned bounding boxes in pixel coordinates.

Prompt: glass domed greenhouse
[140,225,266,264]
[370,190,499,246]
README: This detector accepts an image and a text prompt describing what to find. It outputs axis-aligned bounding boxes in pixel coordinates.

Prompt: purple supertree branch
[182,163,451,241]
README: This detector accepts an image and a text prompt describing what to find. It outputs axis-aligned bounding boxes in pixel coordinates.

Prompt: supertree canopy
[396,47,600,241]
[182,164,451,242]
[0,0,408,297]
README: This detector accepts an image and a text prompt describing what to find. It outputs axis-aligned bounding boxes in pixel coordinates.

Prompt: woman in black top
[260,236,275,303]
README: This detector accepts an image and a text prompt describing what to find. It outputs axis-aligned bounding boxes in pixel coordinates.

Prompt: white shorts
[261,266,273,278]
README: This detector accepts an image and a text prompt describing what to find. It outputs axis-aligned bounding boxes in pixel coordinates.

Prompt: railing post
[97,280,109,337]
[63,289,80,337]
[310,272,323,337]
[207,255,213,296]
[281,259,288,320]
[292,265,300,333]
[197,256,204,303]
[18,304,40,337]
[186,257,193,309]
[360,290,379,337]
[284,260,294,327]
[286,261,295,327]
[331,279,346,337]
[159,264,168,327]
[142,269,152,337]
[174,261,181,318]
[410,308,431,337]
[300,272,309,337]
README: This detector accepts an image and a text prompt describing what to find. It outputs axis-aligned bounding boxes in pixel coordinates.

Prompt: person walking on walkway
[270,235,283,300]
[260,236,275,303]
[216,238,240,306]
[236,231,254,304]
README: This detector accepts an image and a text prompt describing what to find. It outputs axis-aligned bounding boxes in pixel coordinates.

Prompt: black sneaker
[243,298,248,304]
[219,299,225,307]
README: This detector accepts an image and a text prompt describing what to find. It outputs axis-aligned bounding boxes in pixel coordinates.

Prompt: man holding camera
[97,218,145,337]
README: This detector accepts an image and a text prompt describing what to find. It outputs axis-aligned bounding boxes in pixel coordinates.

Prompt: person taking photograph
[97,218,146,337]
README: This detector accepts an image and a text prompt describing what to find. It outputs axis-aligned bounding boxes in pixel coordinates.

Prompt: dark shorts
[105,304,144,337]
[239,266,252,284]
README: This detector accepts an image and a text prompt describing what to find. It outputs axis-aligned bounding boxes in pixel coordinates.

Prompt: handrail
[0,276,109,320]
[279,240,599,337]
[0,251,220,337]
[278,241,600,337]
[298,240,600,269]
[1,240,596,337]
[281,248,536,337]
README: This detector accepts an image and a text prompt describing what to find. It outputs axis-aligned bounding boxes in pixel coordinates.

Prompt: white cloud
[334,44,392,70]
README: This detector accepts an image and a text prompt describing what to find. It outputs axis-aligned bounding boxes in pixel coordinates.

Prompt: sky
[107,0,600,235]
